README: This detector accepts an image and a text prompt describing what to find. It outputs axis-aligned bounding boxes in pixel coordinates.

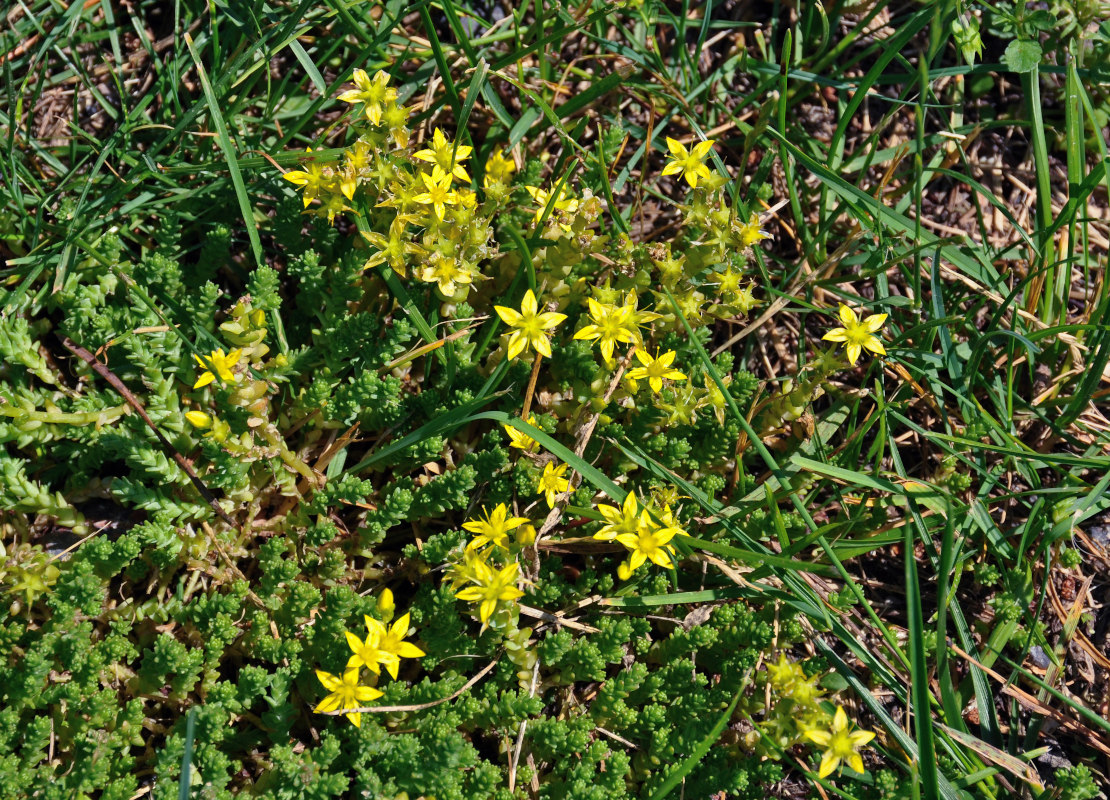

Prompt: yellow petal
[479,599,496,623]
[345,631,365,654]
[822,328,848,343]
[690,140,715,160]
[495,305,522,326]
[837,304,858,326]
[506,332,526,360]
[818,752,839,778]
[665,137,686,157]
[390,613,411,639]
[396,642,426,659]
[850,730,876,746]
[804,730,832,746]
[864,337,886,356]
[355,685,383,703]
[864,312,888,332]
[536,311,567,329]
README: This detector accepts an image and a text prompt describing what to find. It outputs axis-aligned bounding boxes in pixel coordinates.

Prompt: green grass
[1,0,1109,798]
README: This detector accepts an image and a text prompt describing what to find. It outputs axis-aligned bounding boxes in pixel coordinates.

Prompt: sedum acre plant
[0,42,903,800]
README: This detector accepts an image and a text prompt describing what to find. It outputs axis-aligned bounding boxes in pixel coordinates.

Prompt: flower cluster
[315,589,424,727]
[742,654,875,778]
[592,492,688,580]
[450,503,533,627]
[183,299,313,484]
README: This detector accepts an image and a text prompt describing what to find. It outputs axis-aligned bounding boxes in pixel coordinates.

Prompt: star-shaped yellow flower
[537,461,570,508]
[592,492,649,542]
[345,625,399,678]
[804,706,875,777]
[626,349,686,393]
[661,137,715,188]
[417,255,474,297]
[494,290,567,360]
[363,612,425,680]
[464,503,531,551]
[455,560,525,624]
[337,69,397,126]
[314,667,382,728]
[484,148,517,188]
[614,524,677,581]
[412,127,473,183]
[821,304,888,365]
[736,212,772,247]
[282,148,330,208]
[193,348,243,389]
[503,415,541,453]
[573,297,637,361]
[524,185,579,230]
[412,167,459,222]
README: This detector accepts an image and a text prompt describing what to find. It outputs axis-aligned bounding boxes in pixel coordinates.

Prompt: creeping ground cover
[2,0,1110,798]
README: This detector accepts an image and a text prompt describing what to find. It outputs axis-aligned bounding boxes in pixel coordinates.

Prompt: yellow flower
[661,137,715,188]
[445,546,490,592]
[503,415,541,453]
[524,185,579,230]
[652,503,690,537]
[193,348,242,389]
[804,706,875,777]
[484,148,517,188]
[362,219,422,277]
[537,461,570,508]
[619,289,662,335]
[184,410,229,443]
[413,127,473,183]
[455,560,525,624]
[821,304,888,365]
[573,297,637,361]
[381,101,411,147]
[494,289,567,360]
[626,349,686,394]
[614,524,677,580]
[312,191,353,225]
[282,148,330,208]
[417,255,474,297]
[412,167,459,222]
[464,503,531,551]
[337,69,397,126]
[314,667,382,728]
[345,626,399,678]
[592,492,649,542]
[363,613,425,680]
[737,212,772,247]
[765,653,823,705]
